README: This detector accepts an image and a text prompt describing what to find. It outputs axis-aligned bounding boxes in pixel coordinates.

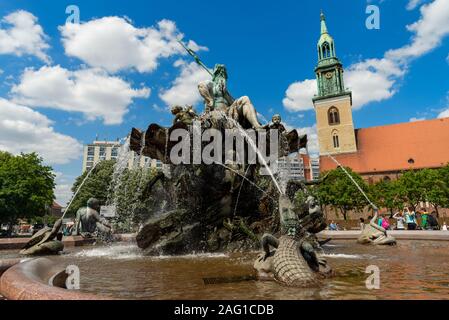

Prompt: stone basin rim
[0,257,115,300]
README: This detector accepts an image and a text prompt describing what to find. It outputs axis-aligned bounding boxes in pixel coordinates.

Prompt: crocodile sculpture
[254,195,332,287]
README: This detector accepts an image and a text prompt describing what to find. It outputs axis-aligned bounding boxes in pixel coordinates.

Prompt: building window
[383,176,391,182]
[322,42,331,58]
[328,107,340,125]
[332,132,340,149]
[111,148,118,157]
[87,147,94,156]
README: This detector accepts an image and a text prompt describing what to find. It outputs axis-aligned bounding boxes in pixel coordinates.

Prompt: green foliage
[0,151,55,226]
[369,179,402,214]
[395,170,426,210]
[317,167,369,220]
[30,214,59,225]
[318,164,449,219]
[65,160,115,217]
[66,159,162,232]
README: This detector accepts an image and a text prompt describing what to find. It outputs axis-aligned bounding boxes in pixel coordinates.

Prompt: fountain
[5,41,448,301]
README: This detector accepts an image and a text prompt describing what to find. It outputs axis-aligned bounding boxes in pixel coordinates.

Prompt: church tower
[313,11,357,155]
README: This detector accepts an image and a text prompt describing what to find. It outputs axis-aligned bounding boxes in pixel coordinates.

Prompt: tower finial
[320,10,328,34]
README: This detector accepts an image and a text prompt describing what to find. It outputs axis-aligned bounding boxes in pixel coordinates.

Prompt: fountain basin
[2,239,449,300]
[0,257,111,300]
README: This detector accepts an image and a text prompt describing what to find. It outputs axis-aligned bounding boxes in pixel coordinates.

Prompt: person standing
[419,208,429,230]
[393,212,406,230]
[381,216,390,230]
[404,207,417,230]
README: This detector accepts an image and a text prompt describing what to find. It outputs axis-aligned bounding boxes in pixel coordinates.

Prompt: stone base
[318,230,449,241]
[0,234,136,251]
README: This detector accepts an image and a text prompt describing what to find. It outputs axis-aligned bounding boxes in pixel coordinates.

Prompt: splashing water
[326,154,377,209]
[219,112,283,195]
[107,137,132,207]
[215,162,275,201]
[233,164,253,216]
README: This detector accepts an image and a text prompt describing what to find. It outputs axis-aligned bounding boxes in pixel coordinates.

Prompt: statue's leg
[96,222,111,234]
[300,241,320,272]
[233,96,262,129]
[261,233,279,260]
[198,81,214,111]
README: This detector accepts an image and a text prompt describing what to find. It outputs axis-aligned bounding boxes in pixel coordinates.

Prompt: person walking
[393,212,406,230]
[404,207,417,230]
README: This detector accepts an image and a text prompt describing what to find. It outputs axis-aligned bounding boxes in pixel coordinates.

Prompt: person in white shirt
[393,212,406,230]
[442,222,448,231]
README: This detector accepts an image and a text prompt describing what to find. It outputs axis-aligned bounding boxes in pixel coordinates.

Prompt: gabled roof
[320,117,449,174]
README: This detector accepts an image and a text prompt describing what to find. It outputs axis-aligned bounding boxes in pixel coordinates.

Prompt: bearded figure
[198,64,262,129]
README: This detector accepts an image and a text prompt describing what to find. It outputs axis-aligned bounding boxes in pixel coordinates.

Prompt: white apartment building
[82,140,163,173]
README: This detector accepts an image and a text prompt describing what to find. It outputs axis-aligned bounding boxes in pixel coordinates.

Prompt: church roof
[320,117,449,174]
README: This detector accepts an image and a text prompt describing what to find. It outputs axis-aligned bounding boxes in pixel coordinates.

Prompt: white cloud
[60,17,206,73]
[437,92,449,119]
[282,79,317,112]
[11,65,150,125]
[407,0,424,10]
[283,0,449,112]
[345,58,404,109]
[410,117,426,122]
[439,110,449,118]
[0,10,50,63]
[0,98,81,164]
[296,124,319,156]
[159,60,210,107]
[283,58,403,111]
[387,0,449,61]
[53,172,75,206]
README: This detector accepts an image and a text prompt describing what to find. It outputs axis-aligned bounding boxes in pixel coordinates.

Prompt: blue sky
[0,0,448,205]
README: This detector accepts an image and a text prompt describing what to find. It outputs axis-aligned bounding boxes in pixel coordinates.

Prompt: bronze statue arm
[224,89,235,106]
[261,233,279,261]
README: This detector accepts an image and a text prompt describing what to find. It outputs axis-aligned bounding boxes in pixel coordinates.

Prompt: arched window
[332,131,340,149]
[328,107,340,125]
[322,42,331,58]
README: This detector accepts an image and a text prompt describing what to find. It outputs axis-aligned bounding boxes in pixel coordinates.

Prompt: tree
[420,168,449,217]
[369,179,402,216]
[396,170,426,211]
[66,160,163,232]
[317,168,369,220]
[65,160,115,217]
[0,151,55,232]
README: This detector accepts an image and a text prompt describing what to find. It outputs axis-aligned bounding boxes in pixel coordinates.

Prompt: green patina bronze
[313,11,351,102]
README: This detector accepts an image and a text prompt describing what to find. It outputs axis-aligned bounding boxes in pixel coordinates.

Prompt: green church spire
[313,11,351,101]
[320,10,328,35]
